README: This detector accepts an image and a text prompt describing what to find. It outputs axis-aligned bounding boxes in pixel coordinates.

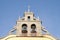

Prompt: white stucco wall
[1,34,56,40]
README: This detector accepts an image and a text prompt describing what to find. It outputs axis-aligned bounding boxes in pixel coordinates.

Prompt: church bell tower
[1,6,57,40]
[9,6,49,37]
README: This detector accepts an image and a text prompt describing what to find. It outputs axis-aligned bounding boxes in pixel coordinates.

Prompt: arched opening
[22,24,27,36]
[31,24,37,36]
[28,16,30,21]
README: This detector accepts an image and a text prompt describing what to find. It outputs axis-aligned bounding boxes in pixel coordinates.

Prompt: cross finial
[28,5,30,12]
[18,16,20,20]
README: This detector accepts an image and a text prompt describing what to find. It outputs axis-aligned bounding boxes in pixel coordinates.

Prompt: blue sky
[0,0,60,38]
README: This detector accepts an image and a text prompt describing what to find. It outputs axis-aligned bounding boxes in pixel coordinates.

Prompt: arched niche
[22,24,28,36]
[31,24,37,36]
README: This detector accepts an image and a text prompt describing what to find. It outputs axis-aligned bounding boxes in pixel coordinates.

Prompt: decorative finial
[28,5,30,12]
